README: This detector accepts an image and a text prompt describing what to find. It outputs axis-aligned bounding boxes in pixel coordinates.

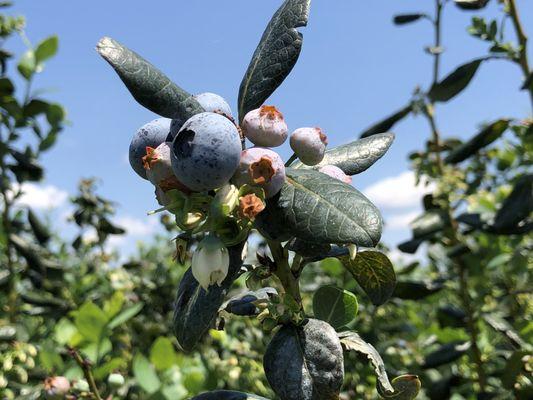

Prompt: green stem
[0,125,17,322]
[267,240,302,306]
[433,0,443,84]
[285,153,298,167]
[508,0,533,111]
[68,347,102,400]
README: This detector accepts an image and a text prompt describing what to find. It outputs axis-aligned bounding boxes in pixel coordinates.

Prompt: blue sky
[7,0,532,258]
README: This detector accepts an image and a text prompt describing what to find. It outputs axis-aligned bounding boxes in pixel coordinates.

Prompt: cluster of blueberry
[128,92,351,290]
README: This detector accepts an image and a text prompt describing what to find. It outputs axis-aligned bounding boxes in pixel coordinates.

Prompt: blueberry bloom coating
[171,112,241,192]
[290,127,328,166]
[232,147,286,198]
[194,92,232,117]
[129,118,172,179]
[169,93,233,139]
[241,105,288,147]
[318,165,352,184]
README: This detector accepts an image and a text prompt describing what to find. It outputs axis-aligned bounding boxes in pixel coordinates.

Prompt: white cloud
[363,171,435,209]
[13,182,69,210]
[387,247,422,266]
[385,211,419,230]
[115,216,158,236]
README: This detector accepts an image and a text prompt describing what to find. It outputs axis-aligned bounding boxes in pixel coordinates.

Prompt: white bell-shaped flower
[192,234,230,290]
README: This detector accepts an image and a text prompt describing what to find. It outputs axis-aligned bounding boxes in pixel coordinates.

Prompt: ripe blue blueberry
[241,106,288,147]
[171,112,241,192]
[232,147,285,198]
[290,127,328,166]
[129,118,172,179]
[194,92,232,117]
[169,93,233,139]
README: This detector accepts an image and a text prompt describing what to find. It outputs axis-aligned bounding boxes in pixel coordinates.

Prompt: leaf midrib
[286,175,374,244]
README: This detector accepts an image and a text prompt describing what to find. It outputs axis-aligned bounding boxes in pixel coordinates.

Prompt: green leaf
[173,243,245,352]
[27,209,51,245]
[484,313,525,348]
[74,302,109,342]
[501,351,530,389]
[422,341,470,369]
[133,354,161,394]
[339,250,396,306]
[492,174,532,231]
[238,0,311,121]
[53,318,77,345]
[410,210,448,239]
[96,36,203,120]
[82,338,112,363]
[264,168,382,246]
[93,358,127,380]
[429,59,484,102]
[454,0,490,11]
[150,337,178,370]
[445,119,510,164]
[17,50,36,80]
[293,133,395,175]
[39,130,59,152]
[190,391,269,400]
[313,285,358,329]
[379,375,422,400]
[393,280,445,300]
[103,291,125,319]
[107,302,143,330]
[339,331,394,394]
[46,103,66,126]
[360,105,412,138]
[0,77,14,95]
[35,35,58,64]
[393,14,426,25]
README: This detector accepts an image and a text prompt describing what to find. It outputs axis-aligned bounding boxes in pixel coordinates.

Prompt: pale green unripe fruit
[108,373,125,388]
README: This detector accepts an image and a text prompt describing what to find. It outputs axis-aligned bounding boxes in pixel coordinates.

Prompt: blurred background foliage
[1,0,531,399]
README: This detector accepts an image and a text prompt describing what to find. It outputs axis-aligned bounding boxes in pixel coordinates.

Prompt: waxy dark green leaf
[266,168,382,246]
[393,280,445,300]
[340,250,396,306]
[411,210,448,239]
[360,105,412,138]
[454,0,490,10]
[429,59,484,102]
[339,331,394,394]
[293,133,395,175]
[492,174,533,231]
[422,341,470,369]
[379,375,422,400]
[312,285,358,329]
[28,209,51,245]
[264,319,344,400]
[190,391,269,400]
[393,14,426,25]
[445,119,510,164]
[173,243,245,352]
[96,37,203,120]
[238,0,311,121]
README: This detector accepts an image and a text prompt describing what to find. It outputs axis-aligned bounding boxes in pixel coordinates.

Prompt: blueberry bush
[96,0,421,399]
